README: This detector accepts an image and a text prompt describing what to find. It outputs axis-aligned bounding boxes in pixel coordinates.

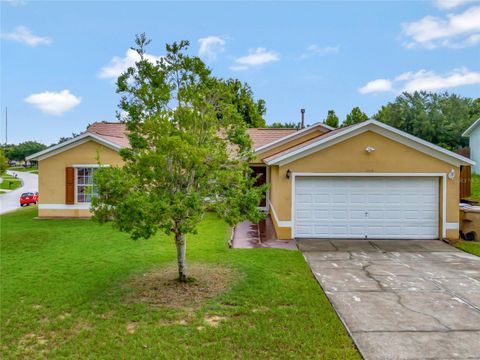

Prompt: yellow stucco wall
[268,130,460,240]
[38,140,123,217]
[252,128,327,163]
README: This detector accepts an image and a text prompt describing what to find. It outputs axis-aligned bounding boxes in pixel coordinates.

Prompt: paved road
[299,239,480,360]
[0,170,38,215]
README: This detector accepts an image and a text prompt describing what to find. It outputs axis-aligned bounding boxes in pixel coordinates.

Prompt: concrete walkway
[0,170,38,215]
[232,216,297,250]
[299,239,480,360]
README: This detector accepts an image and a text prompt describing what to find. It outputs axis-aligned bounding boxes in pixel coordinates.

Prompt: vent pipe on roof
[300,108,305,129]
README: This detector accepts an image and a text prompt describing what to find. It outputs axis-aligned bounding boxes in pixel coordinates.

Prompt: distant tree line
[2,91,479,161]
[268,92,480,151]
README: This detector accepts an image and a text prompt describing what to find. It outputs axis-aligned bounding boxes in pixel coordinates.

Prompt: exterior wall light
[448,168,455,180]
[286,169,291,179]
[365,146,375,154]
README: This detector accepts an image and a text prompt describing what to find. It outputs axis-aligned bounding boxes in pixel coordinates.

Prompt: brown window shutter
[66,167,75,204]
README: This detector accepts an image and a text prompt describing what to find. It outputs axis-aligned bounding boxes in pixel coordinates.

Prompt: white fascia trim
[290,172,447,239]
[39,203,92,210]
[445,222,459,230]
[462,118,480,137]
[267,119,474,166]
[268,201,292,227]
[26,133,123,161]
[254,122,332,154]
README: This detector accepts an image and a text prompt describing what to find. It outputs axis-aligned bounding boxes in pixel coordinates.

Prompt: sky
[1,0,480,145]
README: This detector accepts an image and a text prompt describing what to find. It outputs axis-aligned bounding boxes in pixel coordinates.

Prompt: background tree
[344,106,368,126]
[92,35,265,282]
[0,149,7,174]
[375,92,479,150]
[268,121,301,129]
[6,141,47,162]
[223,79,266,128]
[324,110,339,128]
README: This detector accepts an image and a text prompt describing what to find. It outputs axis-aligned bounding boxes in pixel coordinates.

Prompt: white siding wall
[471,128,480,174]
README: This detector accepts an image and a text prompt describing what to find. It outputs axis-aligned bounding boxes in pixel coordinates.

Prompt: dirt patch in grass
[123,263,236,309]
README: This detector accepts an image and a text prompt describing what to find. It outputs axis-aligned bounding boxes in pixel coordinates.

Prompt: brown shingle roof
[246,128,298,149]
[86,122,130,148]
[85,122,309,151]
[262,125,353,162]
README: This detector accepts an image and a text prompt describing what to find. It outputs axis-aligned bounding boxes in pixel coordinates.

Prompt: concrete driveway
[299,239,480,360]
[0,170,38,215]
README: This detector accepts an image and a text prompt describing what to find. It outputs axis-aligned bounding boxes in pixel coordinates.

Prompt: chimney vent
[300,108,305,129]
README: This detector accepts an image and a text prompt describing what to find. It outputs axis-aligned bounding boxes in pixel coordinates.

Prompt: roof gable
[252,122,333,154]
[265,119,474,167]
[462,118,480,137]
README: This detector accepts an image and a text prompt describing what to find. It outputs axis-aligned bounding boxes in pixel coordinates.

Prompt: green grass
[0,173,22,190]
[7,166,37,172]
[468,173,480,202]
[0,208,359,359]
[455,241,480,256]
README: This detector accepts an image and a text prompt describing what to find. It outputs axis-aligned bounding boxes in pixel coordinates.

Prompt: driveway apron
[299,239,480,360]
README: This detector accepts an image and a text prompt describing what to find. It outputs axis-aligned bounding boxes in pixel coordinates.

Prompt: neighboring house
[462,118,480,175]
[27,119,474,241]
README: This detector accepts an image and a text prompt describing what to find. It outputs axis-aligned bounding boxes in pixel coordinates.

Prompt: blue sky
[1,0,479,145]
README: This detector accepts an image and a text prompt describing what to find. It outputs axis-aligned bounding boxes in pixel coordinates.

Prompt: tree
[92,35,265,282]
[6,141,47,162]
[324,110,339,128]
[0,149,7,174]
[344,107,368,126]
[223,79,266,128]
[53,132,82,146]
[375,92,478,150]
[268,121,301,129]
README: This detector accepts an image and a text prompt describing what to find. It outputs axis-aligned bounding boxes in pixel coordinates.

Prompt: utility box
[460,205,480,240]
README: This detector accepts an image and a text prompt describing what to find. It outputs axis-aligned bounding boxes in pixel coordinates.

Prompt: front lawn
[468,173,480,202]
[455,240,480,256]
[0,173,22,190]
[0,208,359,359]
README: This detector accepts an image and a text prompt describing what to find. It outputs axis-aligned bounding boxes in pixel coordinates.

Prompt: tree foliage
[91,35,265,282]
[6,141,47,162]
[375,92,480,150]
[324,110,339,128]
[0,149,7,174]
[223,79,266,128]
[268,121,301,129]
[344,107,368,127]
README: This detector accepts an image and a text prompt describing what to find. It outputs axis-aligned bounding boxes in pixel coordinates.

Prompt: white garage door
[294,177,439,239]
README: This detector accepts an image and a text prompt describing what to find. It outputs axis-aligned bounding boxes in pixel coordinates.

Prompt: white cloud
[398,68,480,92]
[402,6,480,48]
[24,90,81,115]
[359,67,480,94]
[358,79,393,94]
[98,49,162,79]
[198,36,225,61]
[230,47,279,71]
[1,26,51,47]
[300,44,340,59]
[434,0,474,9]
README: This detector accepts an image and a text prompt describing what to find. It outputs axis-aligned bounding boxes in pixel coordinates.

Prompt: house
[462,118,480,175]
[27,119,474,241]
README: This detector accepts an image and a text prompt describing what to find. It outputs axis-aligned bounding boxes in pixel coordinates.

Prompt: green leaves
[91,36,265,242]
[374,92,479,150]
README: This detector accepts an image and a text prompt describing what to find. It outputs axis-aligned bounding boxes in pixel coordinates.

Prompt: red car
[20,192,39,206]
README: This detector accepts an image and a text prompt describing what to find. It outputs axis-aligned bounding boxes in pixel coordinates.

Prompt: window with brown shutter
[66,167,75,204]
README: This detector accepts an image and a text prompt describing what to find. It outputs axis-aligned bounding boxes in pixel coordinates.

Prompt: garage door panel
[294,177,439,239]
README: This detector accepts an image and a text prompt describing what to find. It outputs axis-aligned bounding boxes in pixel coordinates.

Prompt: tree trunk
[175,232,187,282]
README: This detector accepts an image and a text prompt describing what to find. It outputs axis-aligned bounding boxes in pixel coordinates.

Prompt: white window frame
[73,164,110,205]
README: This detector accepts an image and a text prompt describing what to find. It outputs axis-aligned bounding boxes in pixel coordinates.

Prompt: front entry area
[294,176,439,239]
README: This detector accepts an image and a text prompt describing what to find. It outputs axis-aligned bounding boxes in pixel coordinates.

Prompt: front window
[76,167,97,203]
